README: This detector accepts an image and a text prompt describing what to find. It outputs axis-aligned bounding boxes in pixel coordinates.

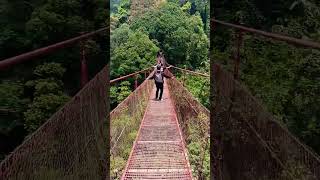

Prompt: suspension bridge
[1,18,320,180]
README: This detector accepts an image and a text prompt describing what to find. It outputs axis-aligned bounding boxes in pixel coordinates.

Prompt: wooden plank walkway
[121,80,193,179]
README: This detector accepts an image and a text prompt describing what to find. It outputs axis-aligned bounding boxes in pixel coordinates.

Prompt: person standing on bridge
[157,50,167,67]
[156,51,163,66]
[148,64,171,101]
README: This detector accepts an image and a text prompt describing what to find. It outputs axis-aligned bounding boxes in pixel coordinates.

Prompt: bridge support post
[80,32,89,88]
[134,74,138,89]
[233,30,243,80]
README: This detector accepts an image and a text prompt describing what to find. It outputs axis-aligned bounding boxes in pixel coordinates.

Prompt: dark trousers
[155,82,164,100]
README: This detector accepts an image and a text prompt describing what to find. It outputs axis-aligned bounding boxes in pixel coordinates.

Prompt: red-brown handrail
[0,27,108,70]
[110,67,154,84]
[211,19,320,50]
[212,19,320,79]
[169,65,209,77]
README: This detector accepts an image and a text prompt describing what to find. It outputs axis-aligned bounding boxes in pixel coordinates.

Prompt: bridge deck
[121,80,193,179]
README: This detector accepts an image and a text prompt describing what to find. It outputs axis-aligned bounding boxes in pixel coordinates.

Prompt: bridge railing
[0,28,109,179]
[0,66,109,180]
[166,69,210,179]
[0,27,108,87]
[211,19,320,180]
[109,67,154,179]
[211,19,320,80]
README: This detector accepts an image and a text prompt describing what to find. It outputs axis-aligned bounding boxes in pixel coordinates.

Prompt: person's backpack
[154,71,163,83]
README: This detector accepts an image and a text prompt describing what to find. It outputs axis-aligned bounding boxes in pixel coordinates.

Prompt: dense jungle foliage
[110,0,209,108]
[0,0,108,160]
[212,0,320,154]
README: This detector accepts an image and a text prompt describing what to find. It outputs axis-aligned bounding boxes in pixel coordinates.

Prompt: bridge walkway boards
[121,80,193,179]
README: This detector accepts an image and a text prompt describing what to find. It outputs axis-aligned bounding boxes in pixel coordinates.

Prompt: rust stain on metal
[0,28,107,70]
[211,19,320,50]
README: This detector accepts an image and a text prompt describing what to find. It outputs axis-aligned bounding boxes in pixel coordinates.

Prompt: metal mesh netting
[110,77,153,179]
[166,73,210,179]
[167,76,209,137]
[212,63,320,180]
[0,66,109,180]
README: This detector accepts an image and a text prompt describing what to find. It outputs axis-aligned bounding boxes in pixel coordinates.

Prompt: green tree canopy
[130,2,208,68]
[111,25,159,77]
[24,63,70,133]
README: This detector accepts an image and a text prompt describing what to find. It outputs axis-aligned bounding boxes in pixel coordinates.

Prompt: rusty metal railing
[0,65,109,180]
[211,19,320,50]
[165,70,210,179]
[0,28,109,179]
[211,19,320,79]
[212,63,320,180]
[0,27,108,87]
[110,67,154,89]
[168,64,209,78]
[110,69,154,179]
[211,19,320,180]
